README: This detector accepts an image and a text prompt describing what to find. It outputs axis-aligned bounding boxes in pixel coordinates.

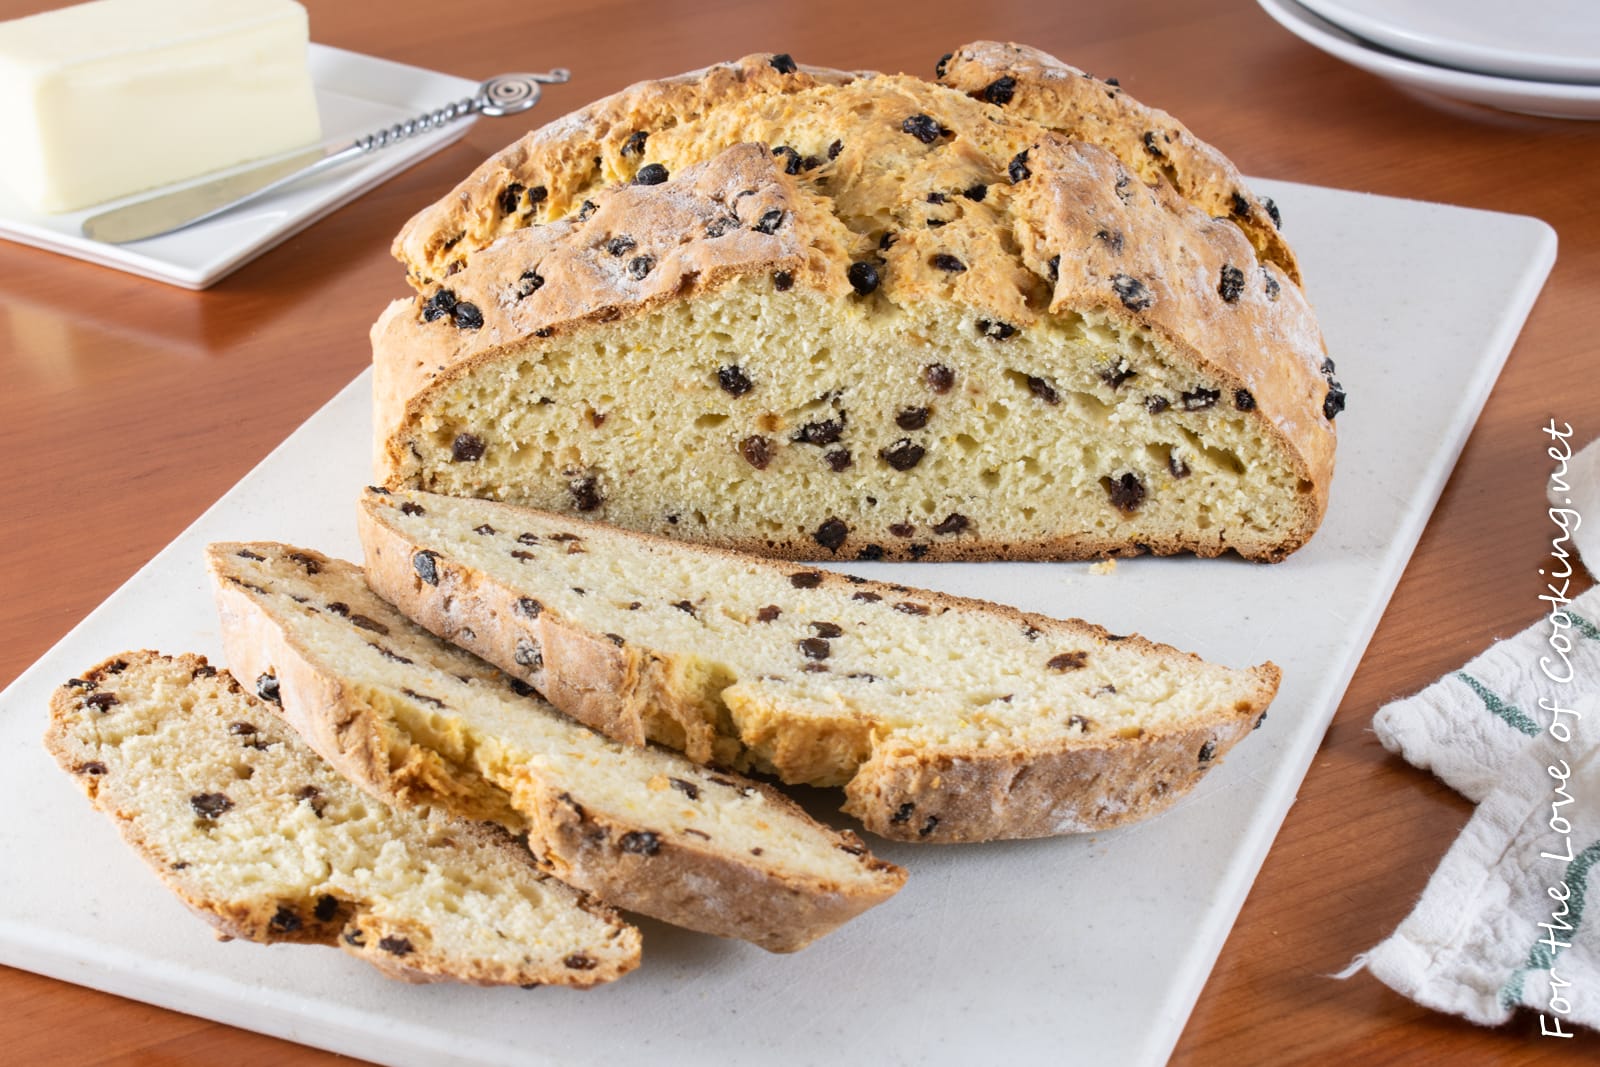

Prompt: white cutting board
[0,182,1556,1066]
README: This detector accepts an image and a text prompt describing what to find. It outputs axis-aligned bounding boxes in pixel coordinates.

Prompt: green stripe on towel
[1500,839,1600,1010]
[1455,672,1540,737]
[1567,611,1600,643]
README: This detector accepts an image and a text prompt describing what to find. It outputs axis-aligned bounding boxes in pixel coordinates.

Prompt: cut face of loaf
[44,651,640,987]
[358,489,1281,843]
[372,47,1339,564]
[207,543,905,952]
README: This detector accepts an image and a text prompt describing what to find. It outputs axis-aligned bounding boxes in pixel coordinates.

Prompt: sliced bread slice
[207,544,905,952]
[357,488,1280,843]
[45,651,640,986]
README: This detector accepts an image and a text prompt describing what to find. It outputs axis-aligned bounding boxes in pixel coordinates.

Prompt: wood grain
[1,0,1595,1062]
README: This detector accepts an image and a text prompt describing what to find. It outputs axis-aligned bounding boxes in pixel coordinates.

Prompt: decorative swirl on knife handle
[480,70,572,116]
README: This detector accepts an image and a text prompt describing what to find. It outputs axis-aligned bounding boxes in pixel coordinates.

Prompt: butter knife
[81,69,570,245]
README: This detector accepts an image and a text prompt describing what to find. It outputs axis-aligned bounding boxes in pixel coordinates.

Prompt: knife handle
[353,96,479,153]
[353,70,571,155]
[288,69,574,190]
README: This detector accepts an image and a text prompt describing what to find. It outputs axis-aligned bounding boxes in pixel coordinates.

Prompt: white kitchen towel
[1371,586,1600,805]
[1364,694,1600,1030]
[1352,432,1600,1033]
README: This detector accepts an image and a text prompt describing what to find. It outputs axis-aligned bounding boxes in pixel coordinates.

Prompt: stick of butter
[0,0,322,214]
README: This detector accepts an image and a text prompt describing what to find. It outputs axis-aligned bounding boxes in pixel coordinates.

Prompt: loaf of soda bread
[207,543,906,952]
[371,42,1339,564]
[357,488,1280,843]
[44,651,640,986]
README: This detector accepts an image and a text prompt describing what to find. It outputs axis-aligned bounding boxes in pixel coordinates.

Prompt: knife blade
[79,68,570,246]
[80,145,341,245]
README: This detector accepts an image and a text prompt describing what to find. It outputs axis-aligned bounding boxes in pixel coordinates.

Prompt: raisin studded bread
[207,543,905,952]
[44,651,640,986]
[357,489,1280,843]
[371,44,1339,564]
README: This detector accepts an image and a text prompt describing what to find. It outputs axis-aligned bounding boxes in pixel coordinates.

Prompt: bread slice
[357,488,1280,843]
[44,651,640,987]
[206,543,905,952]
[371,46,1337,564]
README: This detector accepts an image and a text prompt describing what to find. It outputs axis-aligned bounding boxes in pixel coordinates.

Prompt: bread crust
[44,651,640,987]
[391,44,1295,286]
[840,710,1267,843]
[390,54,857,284]
[933,41,1299,283]
[517,775,902,953]
[209,544,906,952]
[359,491,1280,843]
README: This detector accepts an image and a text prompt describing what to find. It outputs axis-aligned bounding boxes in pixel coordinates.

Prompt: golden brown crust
[391,54,857,285]
[933,40,1299,282]
[392,43,1295,286]
[44,651,639,987]
[358,490,1281,843]
[514,775,904,952]
[208,543,906,952]
[841,684,1272,842]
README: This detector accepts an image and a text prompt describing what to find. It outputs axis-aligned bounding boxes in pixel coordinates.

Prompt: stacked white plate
[1257,0,1600,119]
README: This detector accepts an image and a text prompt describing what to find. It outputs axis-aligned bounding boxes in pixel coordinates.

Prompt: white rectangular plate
[0,45,479,289]
[0,182,1555,1066]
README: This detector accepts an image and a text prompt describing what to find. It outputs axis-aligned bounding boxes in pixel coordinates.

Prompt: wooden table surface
[2,0,1595,1062]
